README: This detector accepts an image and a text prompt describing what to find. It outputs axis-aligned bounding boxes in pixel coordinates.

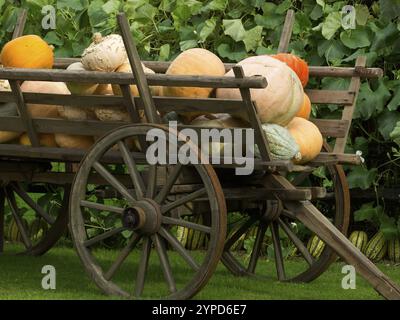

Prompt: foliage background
[1,0,400,237]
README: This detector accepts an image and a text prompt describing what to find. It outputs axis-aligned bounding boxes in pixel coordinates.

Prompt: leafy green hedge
[1,0,400,236]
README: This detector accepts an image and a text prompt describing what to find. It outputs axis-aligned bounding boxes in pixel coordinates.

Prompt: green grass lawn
[1,244,400,300]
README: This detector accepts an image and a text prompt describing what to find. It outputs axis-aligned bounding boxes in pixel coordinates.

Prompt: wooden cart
[0,10,399,299]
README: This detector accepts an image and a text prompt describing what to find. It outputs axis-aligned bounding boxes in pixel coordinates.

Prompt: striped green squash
[365,231,387,262]
[307,235,325,258]
[260,123,302,161]
[348,230,368,253]
[387,238,400,263]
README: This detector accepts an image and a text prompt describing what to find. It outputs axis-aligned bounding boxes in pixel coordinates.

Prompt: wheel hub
[122,199,162,234]
[261,197,283,223]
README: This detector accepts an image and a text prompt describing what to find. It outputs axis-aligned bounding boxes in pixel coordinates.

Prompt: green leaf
[377,110,400,140]
[243,26,263,52]
[43,31,63,46]
[310,4,323,20]
[179,39,197,51]
[317,39,347,63]
[340,27,371,49]
[354,80,391,120]
[199,18,216,42]
[379,0,400,21]
[222,19,245,42]
[217,42,247,62]
[57,0,84,10]
[205,0,228,11]
[0,0,4,12]
[159,44,170,61]
[354,202,378,222]
[275,0,292,14]
[390,121,400,145]
[370,22,398,53]
[388,84,400,111]
[347,166,377,189]
[380,215,399,239]
[293,12,312,35]
[159,0,175,12]
[88,0,109,28]
[355,4,369,25]
[321,11,342,40]
[102,0,121,14]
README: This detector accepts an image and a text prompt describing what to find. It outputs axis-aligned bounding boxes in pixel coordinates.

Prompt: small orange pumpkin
[296,94,311,119]
[286,117,322,164]
[0,35,54,69]
[271,53,309,87]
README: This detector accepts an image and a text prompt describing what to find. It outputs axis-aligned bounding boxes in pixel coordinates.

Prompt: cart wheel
[222,144,350,282]
[0,183,70,256]
[70,124,226,299]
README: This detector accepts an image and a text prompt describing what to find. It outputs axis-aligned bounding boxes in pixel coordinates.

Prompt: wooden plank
[9,81,40,147]
[232,66,271,162]
[12,9,27,39]
[311,119,349,138]
[308,65,382,79]
[305,89,355,105]
[277,9,294,53]
[0,91,245,114]
[309,152,361,166]
[117,13,160,124]
[0,68,268,89]
[53,58,383,79]
[334,56,366,153]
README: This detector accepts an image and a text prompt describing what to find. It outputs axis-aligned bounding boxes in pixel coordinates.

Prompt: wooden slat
[12,9,27,39]
[53,58,382,79]
[277,10,294,53]
[334,56,366,153]
[0,91,245,114]
[0,68,267,88]
[311,119,349,138]
[305,89,355,105]
[308,152,361,166]
[9,81,40,147]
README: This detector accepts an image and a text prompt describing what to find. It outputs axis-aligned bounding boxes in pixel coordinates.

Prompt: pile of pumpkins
[0,32,323,164]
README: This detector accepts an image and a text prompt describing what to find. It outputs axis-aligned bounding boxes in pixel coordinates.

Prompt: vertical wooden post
[117,13,160,124]
[12,9,27,39]
[277,9,295,53]
[9,80,40,147]
[333,56,366,154]
[232,66,271,162]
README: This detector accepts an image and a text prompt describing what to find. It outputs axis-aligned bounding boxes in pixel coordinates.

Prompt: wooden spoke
[161,216,211,233]
[155,164,183,204]
[159,227,199,271]
[104,234,141,281]
[278,218,314,266]
[80,200,124,214]
[84,227,125,247]
[152,233,177,293]
[161,188,206,214]
[146,165,157,198]
[225,217,257,250]
[134,236,151,297]
[118,140,145,199]
[281,209,297,220]
[5,188,32,249]
[247,223,267,274]
[270,221,286,281]
[11,183,55,225]
[93,161,136,203]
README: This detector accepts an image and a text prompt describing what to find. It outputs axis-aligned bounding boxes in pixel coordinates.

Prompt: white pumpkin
[65,62,98,95]
[81,33,127,72]
[216,55,304,126]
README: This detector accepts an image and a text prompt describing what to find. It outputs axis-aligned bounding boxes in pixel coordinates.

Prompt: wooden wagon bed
[0,9,399,300]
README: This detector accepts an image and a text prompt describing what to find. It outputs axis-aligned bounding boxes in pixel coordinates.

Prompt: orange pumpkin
[271,53,309,87]
[286,117,322,164]
[296,94,311,119]
[19,133,57,147]
[0,35,54,69]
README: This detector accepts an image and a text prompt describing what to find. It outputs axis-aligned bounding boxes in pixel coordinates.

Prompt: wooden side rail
[52,58,383,79]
